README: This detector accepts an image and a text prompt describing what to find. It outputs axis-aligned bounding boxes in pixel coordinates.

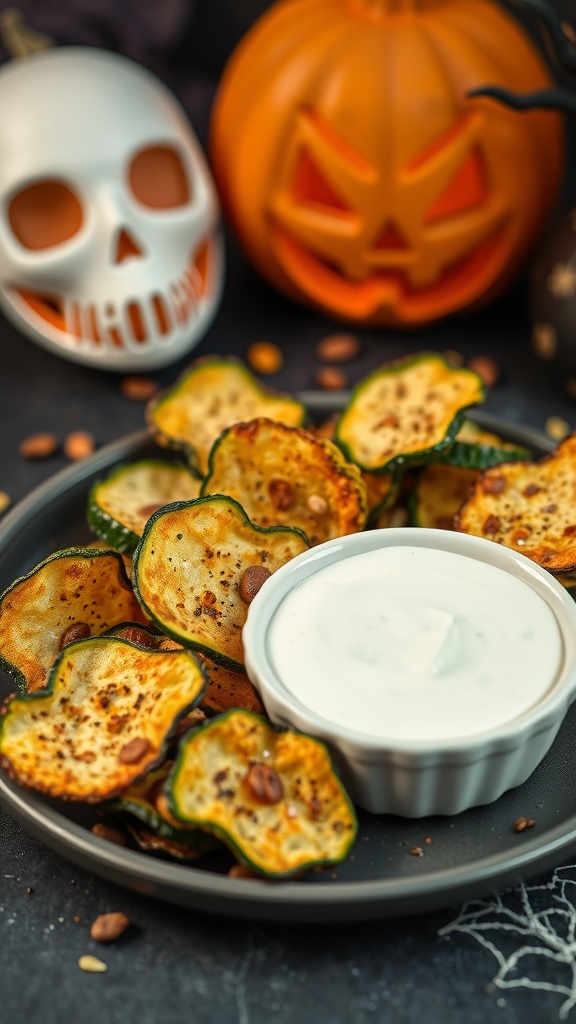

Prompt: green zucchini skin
[87,459,201,555]
[435,440,531,471]
[87,494,141,554]
[131,495,309,673]
[104,768,219,854]
[0,636,208,803]
[335,352,486,475]
[165,709,358,879]
[0,546,137,692]
[147,359,306,476]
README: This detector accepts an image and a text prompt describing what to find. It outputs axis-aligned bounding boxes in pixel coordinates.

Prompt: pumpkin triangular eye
[425,147,489,222]
[292,148,350,212]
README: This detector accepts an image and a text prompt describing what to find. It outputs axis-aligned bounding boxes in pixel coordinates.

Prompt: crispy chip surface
[147,360,305,476]
[336,353,485,472]
[456,433,576,572]
[0,548,147,692]
[202,419,367,545]
[413,464,478,530]
[133,496,309,670]
[88,460,201,553]
[167,710,357,877]
[0,638,206,802]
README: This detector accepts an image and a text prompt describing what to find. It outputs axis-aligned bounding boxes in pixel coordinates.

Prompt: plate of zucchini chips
[2,352,576,923]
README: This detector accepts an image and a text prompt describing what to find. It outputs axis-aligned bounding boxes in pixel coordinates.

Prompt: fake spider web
[439,866,576,1019]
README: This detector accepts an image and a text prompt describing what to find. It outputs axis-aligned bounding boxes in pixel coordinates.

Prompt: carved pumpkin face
[210,0,564,327]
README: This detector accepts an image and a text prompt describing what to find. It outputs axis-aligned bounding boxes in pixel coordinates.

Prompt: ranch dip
[265,545,563,742]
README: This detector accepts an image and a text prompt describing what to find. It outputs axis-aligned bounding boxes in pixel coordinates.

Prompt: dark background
[3,3,576,1023]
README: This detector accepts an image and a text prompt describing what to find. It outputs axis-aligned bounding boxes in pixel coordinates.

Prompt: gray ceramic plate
[1,400,575,923]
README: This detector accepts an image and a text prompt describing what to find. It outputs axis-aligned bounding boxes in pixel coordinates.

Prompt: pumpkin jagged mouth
[9,240,213,348]
[270,223,509,323]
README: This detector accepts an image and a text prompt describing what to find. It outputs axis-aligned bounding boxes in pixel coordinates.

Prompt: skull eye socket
[129,145,191,209]
[8,180,83,250]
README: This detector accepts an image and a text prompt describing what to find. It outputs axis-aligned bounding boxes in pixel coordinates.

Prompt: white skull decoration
[0,48,224,370]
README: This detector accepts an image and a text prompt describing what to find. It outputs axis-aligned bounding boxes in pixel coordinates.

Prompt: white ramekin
[243,528,576,817]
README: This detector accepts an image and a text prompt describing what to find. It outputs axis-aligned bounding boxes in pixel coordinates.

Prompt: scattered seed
[562,19,576,41]
[315,366,348,391]
[0,491,10,514]
[118,736,151,764]
[138,503,164,518]
[268,477,295,511]
[482,474,506,495]
[64,431,96,461]
[26,886,33,894]
[315,333,360,364]
[73,915,81,923]
[246,341,283,375]
[244,762,284,805]
[307,494,328,515]
[546,416,571,442]
[91,823,126,846]
[114,626,157,648]
[532,322,557,360]
[59,621,91,650]
[90,912,130,943]
[78,955,108,973]
[228,864,259,879]
[410,847,424,857]
[483,514,501,535]
[19,432,58,459]
[467,356,500,387]
[425,837,432,845]
[513,816,536,833]
[120,376,158,401]
[239,565,272,605]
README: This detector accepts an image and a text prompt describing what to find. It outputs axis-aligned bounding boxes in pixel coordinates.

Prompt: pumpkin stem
[469,85,576,116]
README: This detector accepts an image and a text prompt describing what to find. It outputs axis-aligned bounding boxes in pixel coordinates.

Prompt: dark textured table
[3,231,576,1024]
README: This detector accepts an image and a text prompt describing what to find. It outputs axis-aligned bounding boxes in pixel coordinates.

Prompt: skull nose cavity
[114,228,144,264]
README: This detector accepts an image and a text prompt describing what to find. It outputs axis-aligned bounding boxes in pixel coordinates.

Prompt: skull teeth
[12,241,214,349]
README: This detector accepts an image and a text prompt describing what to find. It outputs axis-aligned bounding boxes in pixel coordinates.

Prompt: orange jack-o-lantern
[210,0,564,327]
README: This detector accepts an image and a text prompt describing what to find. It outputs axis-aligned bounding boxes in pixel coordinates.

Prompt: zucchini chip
[126,823,215,862]
[132,495,309,671]
[436,419,531,471]
[411,464,478,530]
[201,419,367,546]
[456,433,576,573]
[0,637,206,802]
[0,548,147,692]
[146,359,306,476]
[105,626,264,714]
[167,710,357,878]
[87,460,201,554]
[362,470,400,520]
[105,761,218,857]
[335,352,485,473]
[198,655,265,715]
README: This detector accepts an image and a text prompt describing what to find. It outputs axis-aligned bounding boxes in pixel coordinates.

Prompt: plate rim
[1,401,570,923]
